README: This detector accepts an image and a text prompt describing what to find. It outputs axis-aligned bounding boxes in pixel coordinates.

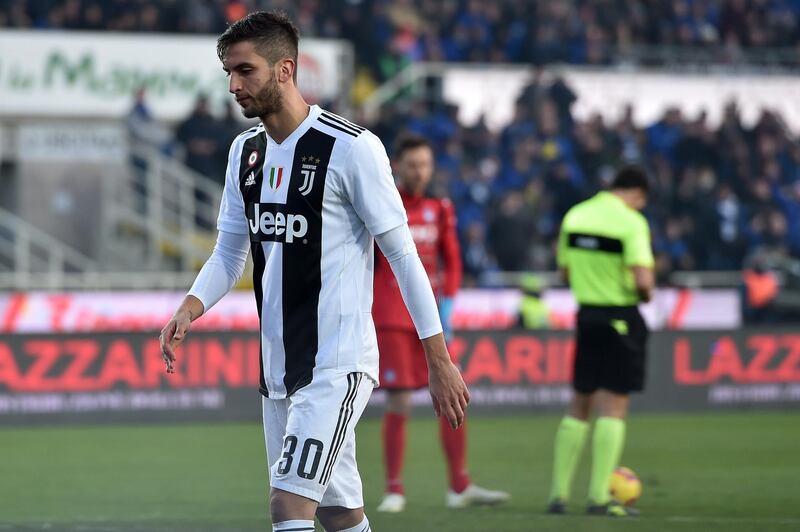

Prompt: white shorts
[262,371,374,508]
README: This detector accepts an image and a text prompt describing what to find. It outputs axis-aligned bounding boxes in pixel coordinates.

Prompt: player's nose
[228,75,242,94]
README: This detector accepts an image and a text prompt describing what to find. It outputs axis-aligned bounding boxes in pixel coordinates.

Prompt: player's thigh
[378,328,428,389]
[262,396,289,469]
[271,372,373,503]
[319,428,363,509]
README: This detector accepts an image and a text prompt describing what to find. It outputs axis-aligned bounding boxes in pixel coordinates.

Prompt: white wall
[442,66,800,133]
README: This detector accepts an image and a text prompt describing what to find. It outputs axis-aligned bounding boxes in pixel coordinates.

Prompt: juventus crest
[299,155,320,196]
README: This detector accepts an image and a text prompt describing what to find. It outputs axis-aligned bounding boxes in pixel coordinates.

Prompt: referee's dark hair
[394,134,433,159]
[611,165,650,194]
[217,11,300,82]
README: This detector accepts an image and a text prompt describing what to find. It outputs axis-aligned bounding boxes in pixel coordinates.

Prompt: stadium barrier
[1,329,798,425]
[0,289,739,333]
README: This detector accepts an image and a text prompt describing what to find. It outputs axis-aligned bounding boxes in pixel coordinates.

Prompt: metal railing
[0,207,98,289]
[0,141,234,290]
[100,144,223,273]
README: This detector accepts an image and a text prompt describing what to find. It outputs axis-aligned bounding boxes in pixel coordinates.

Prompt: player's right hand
[428,359,470,430]
[159,310,192,374]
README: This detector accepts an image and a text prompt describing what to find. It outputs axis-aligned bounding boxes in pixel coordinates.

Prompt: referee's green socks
[588,417,626,505]
[549,416,589,502]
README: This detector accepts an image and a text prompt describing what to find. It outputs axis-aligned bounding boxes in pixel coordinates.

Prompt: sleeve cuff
[186,290,209,312]
[417,325,444,340]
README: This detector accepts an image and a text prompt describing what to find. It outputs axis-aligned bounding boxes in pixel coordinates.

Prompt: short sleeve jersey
[218,105,407,398]
[557,191,654,306]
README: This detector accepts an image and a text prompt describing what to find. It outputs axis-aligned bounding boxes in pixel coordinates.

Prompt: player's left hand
[428,358,470,430]
[159,309,192,374]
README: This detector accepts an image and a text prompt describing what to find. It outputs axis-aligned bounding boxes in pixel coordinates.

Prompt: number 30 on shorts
[276,435,324,480]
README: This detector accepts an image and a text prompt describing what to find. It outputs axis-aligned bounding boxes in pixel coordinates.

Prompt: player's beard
[242,75,282,119]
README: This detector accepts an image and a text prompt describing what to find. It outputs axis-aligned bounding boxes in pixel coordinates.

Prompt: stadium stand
[4,0,800,70]
[3,0,800,289]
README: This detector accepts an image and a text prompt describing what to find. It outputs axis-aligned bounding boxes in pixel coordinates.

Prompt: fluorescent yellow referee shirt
[557,192,654,306]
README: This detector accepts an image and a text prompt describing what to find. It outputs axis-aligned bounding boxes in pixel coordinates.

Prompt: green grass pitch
[1,412,798,531]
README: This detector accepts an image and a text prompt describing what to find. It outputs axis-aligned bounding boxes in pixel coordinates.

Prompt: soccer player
[158,12,469,532]
[546,167,654,517]
[372,136,509,512]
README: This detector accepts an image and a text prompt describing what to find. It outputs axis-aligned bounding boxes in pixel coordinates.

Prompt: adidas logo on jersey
[248,203,308,244]
[244,171,256,187]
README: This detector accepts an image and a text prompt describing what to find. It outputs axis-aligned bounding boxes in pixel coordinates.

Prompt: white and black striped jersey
[218,105,407,398]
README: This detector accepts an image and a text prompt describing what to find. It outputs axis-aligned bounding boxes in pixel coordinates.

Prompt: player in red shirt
[373,135,509,512]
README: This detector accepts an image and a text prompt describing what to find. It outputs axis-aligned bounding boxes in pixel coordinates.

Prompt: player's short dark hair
[611,165,650,194]
[394,135,433,159]
[216,11,300,80]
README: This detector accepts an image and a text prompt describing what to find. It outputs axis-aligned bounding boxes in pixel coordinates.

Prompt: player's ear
[277,58,295,84]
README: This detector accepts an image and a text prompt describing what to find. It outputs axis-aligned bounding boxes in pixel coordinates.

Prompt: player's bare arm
[422,333,470,429]
[159,295,204,374]
[631,266,654,303]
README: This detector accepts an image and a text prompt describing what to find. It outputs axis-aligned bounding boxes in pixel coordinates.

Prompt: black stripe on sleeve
[568,233,623,254]
[281,127,336,396]
[321,111,366,132]
[318,116,359,137]
[238,132,269,396]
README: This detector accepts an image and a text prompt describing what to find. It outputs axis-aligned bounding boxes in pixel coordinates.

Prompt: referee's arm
[625,217,656,303]
[631,266,654,303]
[556,224,570,285]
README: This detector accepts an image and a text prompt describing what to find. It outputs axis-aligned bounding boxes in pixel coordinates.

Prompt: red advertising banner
[0,329,798,425]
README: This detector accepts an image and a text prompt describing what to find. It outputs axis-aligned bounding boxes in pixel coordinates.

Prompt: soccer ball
[609,466,642,506]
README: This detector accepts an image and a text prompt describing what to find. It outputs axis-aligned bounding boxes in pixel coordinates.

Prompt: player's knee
[316,505,364,531]
[386,390,412,414]
[595,389,629,418]
[568,393,592,421]
[269,488,317,522]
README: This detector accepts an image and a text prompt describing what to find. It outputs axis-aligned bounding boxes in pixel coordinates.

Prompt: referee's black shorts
[573,305,649,395]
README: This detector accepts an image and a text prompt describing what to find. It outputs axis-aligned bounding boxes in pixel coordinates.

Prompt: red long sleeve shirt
[373,189,462,331]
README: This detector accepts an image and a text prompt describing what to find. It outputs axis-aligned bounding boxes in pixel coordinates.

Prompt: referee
[546,166,654,517]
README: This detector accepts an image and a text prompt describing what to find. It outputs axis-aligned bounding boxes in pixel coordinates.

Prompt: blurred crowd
[4,0,800,81]
[369,74,800,286]
[129,72,800,287]
[7,0,800,288]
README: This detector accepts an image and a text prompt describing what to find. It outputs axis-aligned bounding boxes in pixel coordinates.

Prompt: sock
[588,416,626,505]
[383,412,407,494]
[549,416,590,502]
[273,519,314,531]
[334,515,371,532]
[439,415,471,493]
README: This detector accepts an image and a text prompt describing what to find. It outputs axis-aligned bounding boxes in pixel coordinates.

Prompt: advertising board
[0,30,351,120]
[1,329,797,425]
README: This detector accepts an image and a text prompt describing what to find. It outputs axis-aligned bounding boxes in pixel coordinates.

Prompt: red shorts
[377,328,429,389]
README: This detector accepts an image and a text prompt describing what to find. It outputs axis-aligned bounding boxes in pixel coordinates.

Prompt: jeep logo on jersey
[248,203,308,243]
[268,167,284,190]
